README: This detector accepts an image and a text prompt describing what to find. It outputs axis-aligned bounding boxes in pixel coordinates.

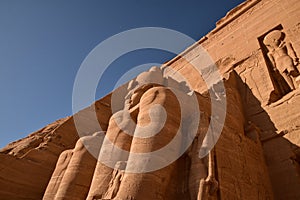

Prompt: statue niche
[262,29,300,98]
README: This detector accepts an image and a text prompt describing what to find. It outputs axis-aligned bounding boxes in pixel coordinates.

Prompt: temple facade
[1,0,300,199]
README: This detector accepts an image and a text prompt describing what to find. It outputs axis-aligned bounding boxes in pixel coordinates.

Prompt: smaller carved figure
[102,161,127,199]
[263,30,299,91]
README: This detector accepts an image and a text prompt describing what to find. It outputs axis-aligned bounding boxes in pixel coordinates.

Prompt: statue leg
[282,72,296,90]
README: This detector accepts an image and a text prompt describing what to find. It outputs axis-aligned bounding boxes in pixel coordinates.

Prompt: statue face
[271,39,280,48]
[129,87,145,107]
[263,30,283,49]
[128,84,156,108]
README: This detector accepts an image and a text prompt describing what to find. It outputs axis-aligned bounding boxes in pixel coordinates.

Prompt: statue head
[127,66,164,90]
[125,84,159,109]
[263,30,284,48]
[124,66,165,109]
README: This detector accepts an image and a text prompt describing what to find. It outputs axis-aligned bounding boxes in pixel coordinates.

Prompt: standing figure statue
[102,161,127,199]
[263,30,299,91]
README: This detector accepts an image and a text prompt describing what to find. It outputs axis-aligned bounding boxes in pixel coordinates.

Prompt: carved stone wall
[162,0,300,199]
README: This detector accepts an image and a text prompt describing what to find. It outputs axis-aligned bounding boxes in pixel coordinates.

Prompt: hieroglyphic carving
[287,23,300,57]
[237,52,265,101]
[226,50,275,105]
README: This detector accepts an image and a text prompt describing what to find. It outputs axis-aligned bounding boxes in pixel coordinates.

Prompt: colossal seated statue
[87,67,165,200]
[43,149,73,200]
[48,66,211,200]
[87,66,209,200]
[43,132,104,200]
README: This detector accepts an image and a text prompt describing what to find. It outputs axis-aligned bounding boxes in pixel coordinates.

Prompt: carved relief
[287,22,300,52]
[262,29,300,98]
[231,50,275,105]
[102,161,127,199]
[188,136,209,200]
[264,30,299,87]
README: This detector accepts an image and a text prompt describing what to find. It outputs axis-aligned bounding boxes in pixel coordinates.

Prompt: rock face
[0,96,112,200]
[1,0,300,199]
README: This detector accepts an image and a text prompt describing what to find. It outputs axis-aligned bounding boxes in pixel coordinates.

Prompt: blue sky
[0,0,245,147]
